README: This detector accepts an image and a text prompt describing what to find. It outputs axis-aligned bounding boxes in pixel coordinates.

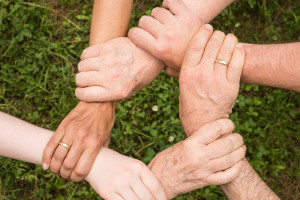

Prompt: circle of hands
[43,0,247,199]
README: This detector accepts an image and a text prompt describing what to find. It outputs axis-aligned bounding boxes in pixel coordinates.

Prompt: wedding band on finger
[215,59,229,67]
[58,141,71,150]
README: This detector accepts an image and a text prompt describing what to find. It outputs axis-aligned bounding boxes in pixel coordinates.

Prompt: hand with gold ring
[42,101,115,182]
[179,26,245,136]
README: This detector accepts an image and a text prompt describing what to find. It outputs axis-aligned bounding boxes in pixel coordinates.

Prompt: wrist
[180,109,230,137]
[148,152,177,199]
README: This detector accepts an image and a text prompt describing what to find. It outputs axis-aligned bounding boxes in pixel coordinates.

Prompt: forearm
[90,0,133,45]
[241,42,300,92]
[79,0,134,124]
[0,111,107,181]
[182,0,235,22]
[0,112,52,165]
[221,159,280,200]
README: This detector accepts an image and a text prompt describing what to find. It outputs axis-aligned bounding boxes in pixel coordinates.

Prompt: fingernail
[236,43,243,48]
[42,163,49,170]
[204,24,213,30]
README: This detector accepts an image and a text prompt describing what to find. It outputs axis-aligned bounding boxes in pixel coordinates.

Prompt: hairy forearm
[241,42,300,92]
[182,0,235,22]
[221,159,280,200]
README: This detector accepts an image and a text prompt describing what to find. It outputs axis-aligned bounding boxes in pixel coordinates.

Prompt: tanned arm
[242,42,300,92]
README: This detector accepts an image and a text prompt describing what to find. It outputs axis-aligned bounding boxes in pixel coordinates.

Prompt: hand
[86,148,167,200]
[129,0,203,77]
[42,101,115,181]
[179,26,245,136]
[75,37,165,102]
[148,119,246,199]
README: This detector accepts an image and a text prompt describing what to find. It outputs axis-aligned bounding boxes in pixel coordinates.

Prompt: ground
[0,0,299,199]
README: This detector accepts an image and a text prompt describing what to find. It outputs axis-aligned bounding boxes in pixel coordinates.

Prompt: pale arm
[241,42,300,92]
[0,112,167,199]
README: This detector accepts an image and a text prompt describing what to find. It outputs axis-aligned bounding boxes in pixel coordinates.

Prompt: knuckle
[214,30,226,38]
[74,167,89,178]
[90,138,101,149]
[190,38,205,51]
[183,139,195,153]
[75,73,82,86]
[50,165,59,174]
[221,139,234,152]
[53,152,64,161]
[216,119,235,132]
[132,161,145,171]
[151,7,159,16]
[138,16,147,27]
[234,133,244,145]
[226,33,238,42]
[154,43,167,54]
[115,86,130,100]
[62,162,74,171]
[224,155,233,167]
[77,129,88,141]
[163,30,176,40]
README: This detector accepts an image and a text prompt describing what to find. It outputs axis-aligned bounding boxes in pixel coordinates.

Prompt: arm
[42,0,133,181]
[90,0,133,45]
[181,0,235,23]
[177,27,279,199]
[241,42,300,92]
[74,0,234,101]
[220,159,280,200]
[0,112,167,199]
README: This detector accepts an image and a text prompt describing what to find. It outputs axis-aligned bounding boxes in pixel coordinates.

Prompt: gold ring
[215,59,229,67]
[58,141,71,150]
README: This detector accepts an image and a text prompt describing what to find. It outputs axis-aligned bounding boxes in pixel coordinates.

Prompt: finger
[206,160,243,185]
[78,57,101,72]
[227,43,245,84]
[209,145,246,172]
[214,33,238,77]
[49,135,73,174]
[164,67,179,78]
[138,15,162,38]
[80,43,103,60]
[42,127,65,170]
[75,87,113,102]
[118,188,139,200]
[131,179,155,200]
[70,148,100,182]
[128,27,157,57]
[201,31,225,67]
[102,193,125,200]
[75,71,105,87]
[162,0,188,16]
[60,143,83,179]
[206,133,244,159]
[141,169,168,200]
[190,119,235,145]
[151,7,174,24]
[181,24,213,69]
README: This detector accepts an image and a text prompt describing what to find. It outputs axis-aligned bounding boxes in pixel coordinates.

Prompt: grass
[0,0,299,199]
